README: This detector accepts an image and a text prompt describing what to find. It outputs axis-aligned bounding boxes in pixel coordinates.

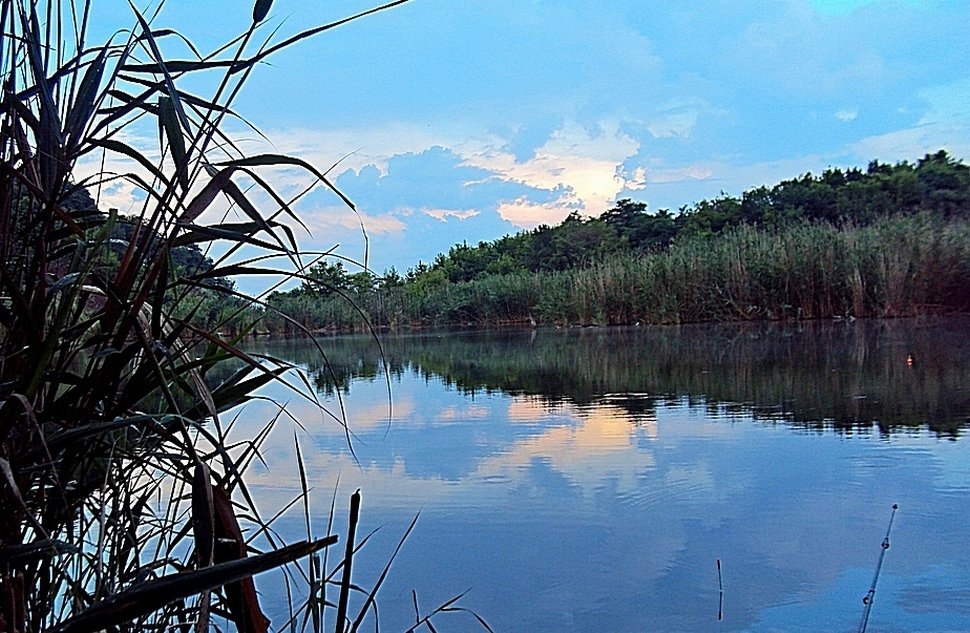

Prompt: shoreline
[248,309,970,339]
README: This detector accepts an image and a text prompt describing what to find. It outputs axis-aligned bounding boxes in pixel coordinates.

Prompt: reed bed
[548,214,970,324]
[267,213,970,331]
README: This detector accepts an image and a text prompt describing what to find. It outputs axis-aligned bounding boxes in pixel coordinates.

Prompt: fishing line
[857,503,898,633]
[717,558,724,622]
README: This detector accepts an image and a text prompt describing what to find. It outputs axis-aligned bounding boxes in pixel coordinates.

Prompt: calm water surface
[242,317,970,633]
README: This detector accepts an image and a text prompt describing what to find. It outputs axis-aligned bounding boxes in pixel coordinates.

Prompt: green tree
[602,199,646,240]
[769,174,838,224]
[602,199,678,252]
[301,260,351,295]
[379,266,405,289]
[680,194,744,236]
[347,270,376,293]
[542,212,619,269]
[916,150,970,217]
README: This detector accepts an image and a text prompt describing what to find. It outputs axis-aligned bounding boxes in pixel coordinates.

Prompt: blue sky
[88,0,970,281]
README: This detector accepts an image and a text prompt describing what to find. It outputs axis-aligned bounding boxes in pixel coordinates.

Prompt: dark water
[243,317,970,633]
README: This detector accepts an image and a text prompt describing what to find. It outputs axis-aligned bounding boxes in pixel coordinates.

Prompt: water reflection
[258,316,970,436]
[242,317,970,633]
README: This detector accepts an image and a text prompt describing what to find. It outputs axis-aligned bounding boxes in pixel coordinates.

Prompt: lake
[241,316,970,633]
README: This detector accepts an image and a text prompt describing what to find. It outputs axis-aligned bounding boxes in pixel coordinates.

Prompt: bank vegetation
[265,153,970,332]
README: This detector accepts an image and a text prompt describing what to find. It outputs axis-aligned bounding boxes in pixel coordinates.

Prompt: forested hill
[404,149,970,284]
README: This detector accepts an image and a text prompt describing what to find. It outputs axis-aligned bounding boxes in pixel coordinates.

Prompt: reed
[0,1,489,631]
[270,214,970,331]
[582,214,967,324]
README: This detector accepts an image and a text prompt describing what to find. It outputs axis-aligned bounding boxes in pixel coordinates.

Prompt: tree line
[263,151,970,331]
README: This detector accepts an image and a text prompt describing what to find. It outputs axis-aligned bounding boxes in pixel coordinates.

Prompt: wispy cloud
[846,78,970,161]
[496,197,576,229]
[422,208,481,222]
[648,111,700,139]
[835,109,858,122]
[647,165,716,185]
[300,205,407,237]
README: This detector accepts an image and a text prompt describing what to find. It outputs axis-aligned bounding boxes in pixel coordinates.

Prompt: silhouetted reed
[0,1,489,631]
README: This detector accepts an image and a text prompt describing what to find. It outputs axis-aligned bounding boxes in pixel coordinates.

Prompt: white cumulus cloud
[461,120,643,227]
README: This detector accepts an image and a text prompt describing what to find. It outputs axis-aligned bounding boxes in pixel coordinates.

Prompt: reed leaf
[158,95,188,191]
[50,537,338,633]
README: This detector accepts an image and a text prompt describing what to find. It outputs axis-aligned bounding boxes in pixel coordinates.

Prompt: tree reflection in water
[253,316,970,437]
